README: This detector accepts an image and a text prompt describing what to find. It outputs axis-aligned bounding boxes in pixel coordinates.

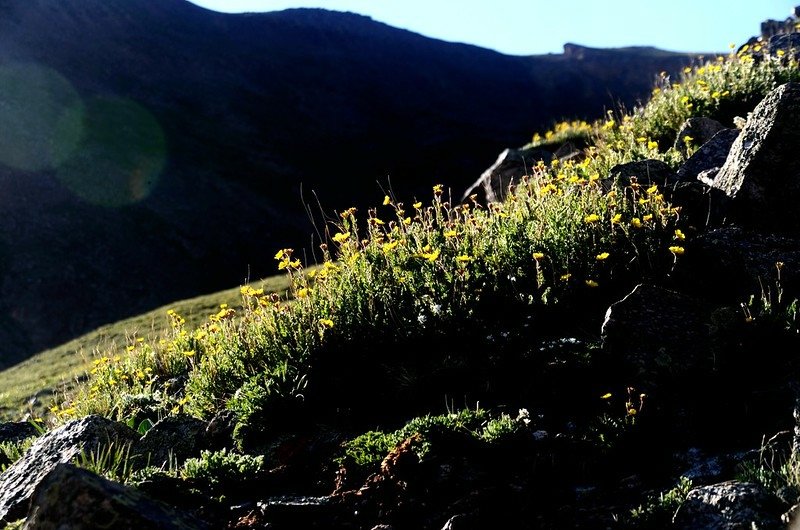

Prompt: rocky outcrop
[675,227,800,301]
[0,422,38,444]
[708,82,800,233]
[0,415,139,523]
[769,33,800,59]
[601,284,712,389]
[463,147,552,203]
[606,159,676,188]
[674,117,728,155]
[677,129,739,183]
[673,481,784,529]
[23,463,208,530]
[137,414,207,468]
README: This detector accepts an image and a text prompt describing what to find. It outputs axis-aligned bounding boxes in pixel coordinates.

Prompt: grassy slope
[0,274,293,421]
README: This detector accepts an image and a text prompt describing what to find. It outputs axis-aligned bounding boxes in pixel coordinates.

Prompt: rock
[677,129,739,182]
[606,159,676,188]
[674,227,800,301]
[462,147,553,203]
[673,481,784,529]
[668,181,729,229]
[440,514,478,529]
[676,448,745,485]
[0,422,38,444]
[137,414,207,467]
[23,463,209,529]
[782,502,800,524]
[674,117,728,155]
[697,167,721,187]
[708,83,800,233]
[769,33,800,60]
[0,415,139,523]
[205,409,237,450]
[257,496,345,529]
[601,284,712,389]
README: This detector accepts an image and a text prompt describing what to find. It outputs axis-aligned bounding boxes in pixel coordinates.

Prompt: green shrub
[0,436,35,473]
[182,448,265,486]
[628,476,693,527]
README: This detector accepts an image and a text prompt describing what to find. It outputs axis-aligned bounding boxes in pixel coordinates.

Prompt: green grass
[0,275,294,421]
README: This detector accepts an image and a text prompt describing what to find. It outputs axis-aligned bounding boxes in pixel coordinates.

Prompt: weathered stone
[668,181,729,229]
[0,422,38,444]
[606,159,676,188]
[674,117,728,155]
[137,414,207,467]
[769,33,800,60]
[23,463,209,530]
[0,415,139,524]
[676,448,745,485]
[462,147,552,203]
[673,481,784,529]
[674,227,800,301]
[708,83,800,233]
[440,514,478,529]
[677,129,739,181]
[205,409,237,450]
[601,284,712,388]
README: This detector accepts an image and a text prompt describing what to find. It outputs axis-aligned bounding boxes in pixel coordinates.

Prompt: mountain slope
[0,0,698,366]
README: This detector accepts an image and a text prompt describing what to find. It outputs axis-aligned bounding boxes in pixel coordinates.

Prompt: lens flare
[57,97,167,207]
[0,62,85,172]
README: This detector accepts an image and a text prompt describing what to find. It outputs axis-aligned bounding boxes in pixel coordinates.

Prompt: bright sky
[186,0,798,55]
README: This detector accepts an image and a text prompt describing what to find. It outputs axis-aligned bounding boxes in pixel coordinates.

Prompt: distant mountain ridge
[0,0,698,366]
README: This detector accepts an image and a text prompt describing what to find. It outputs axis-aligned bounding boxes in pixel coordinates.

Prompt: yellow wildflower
[560,273,572,281]
[382,240,399,253]
[443,230,458,238]
[669,246,685,256]
[601,393,612,399]
[584,213,600,223]
[674,229,686,241]
[332,232,350,243]
[297,287,310,298]
[631,218,642,228]
[596,252,610,261]
[319,318,334,329]
[585,280,599,288]
[456,255,473,263]
[383,195,391,206]
[611,213,623,224]
[532,252,545,260]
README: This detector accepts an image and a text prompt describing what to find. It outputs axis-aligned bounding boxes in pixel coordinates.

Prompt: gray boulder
[0,415,139,523]
[708,82,800,233]
[23,463,208,530]
[601,284,712,389]
[674,117,728,155]
[678,129,739,182]
[137,414,207,467]
[674,227,800,301]
[769,33,800,60]
[673,481,784,529]
[606,159,676,189]
[462,147,552,203]
[0,422,38,444]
